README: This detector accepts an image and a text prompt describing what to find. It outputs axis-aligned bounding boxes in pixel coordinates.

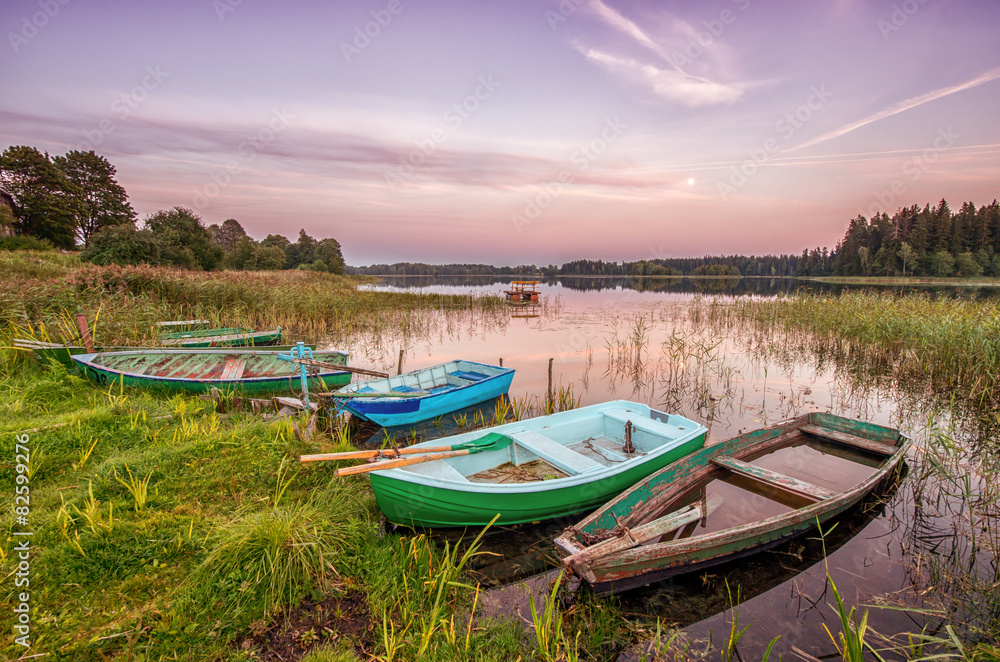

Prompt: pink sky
[2,0,999,265]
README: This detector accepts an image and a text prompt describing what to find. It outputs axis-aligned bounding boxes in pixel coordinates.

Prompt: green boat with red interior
[71,348,350,395]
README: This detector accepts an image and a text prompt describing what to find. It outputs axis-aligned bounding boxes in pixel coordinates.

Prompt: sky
[2,0,999,266]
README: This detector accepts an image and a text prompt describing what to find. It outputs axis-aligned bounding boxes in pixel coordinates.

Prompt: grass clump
[182,500,351,629]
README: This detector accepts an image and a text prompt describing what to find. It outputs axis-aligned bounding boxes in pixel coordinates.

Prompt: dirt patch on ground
[241,589,376,660]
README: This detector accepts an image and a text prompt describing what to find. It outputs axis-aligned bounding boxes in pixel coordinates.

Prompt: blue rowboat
[331,360,514,426]
[357,400,707,527]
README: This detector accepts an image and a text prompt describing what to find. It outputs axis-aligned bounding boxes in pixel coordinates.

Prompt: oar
[301,433,510,463]
[334,433,513,476]
[291,357,389,379]
[563,494,723,566]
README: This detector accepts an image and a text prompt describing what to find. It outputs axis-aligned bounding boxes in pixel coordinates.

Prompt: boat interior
[602,425,898,545]
[401,407,697,485]
[347,360,508,395]
[93,350,347,380]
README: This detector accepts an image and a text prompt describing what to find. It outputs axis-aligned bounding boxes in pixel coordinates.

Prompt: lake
[337,276,996,660]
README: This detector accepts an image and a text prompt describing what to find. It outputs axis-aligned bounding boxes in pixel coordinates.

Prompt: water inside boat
[653,436,883,539]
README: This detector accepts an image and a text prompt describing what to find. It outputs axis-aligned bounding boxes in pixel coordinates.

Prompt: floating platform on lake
[504,280,541,301]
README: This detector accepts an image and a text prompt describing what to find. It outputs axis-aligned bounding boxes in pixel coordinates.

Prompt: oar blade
[455,432,513,454]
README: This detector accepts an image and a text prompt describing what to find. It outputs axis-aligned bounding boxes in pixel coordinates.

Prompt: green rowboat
[15,338,312,370]
[554,412,909,594]
[361,401,707,527]
[159,326,283,347]
[71,348,350,395]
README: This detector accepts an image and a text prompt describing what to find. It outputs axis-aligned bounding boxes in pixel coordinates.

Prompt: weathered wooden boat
[15,337,310,370]
[330,360,514,426]
[156,319,210,332]
[333,401,707,527]
[158,326,282,347]
[554,412,909,594]
[71,348,350,395]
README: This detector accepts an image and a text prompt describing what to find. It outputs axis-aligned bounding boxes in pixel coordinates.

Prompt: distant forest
[350,198,1000,279]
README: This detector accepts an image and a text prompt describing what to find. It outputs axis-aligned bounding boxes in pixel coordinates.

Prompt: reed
[0,256,508,364]
[713,290,1000,405]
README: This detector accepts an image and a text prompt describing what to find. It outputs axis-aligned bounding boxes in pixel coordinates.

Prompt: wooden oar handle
[300,445,455,462]
[335,449,471,476]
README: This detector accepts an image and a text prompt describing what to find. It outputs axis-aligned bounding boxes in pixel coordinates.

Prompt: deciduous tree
[0,145,83,249]
[52,150,136,246]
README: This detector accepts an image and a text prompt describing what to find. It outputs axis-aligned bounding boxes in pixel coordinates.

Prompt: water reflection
[363,274,1000,299]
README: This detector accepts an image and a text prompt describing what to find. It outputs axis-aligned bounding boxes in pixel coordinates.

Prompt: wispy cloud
[579,47,745,106]
[789,66,1000,152]
[572,0,748,106]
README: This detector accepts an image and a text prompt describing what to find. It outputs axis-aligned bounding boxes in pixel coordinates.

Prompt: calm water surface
[335,276,995,660]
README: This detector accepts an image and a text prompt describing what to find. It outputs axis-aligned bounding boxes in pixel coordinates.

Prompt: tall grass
[713,291,1000,405]
[0,252,508,358]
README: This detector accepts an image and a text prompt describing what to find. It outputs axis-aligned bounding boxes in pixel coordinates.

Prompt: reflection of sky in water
[340,277,988,661]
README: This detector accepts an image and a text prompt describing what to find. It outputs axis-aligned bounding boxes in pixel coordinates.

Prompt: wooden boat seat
[391,385,420,393]
[452,370,489,382]
[800,424,898,456]
[712,456,837,502]
[221,358,246,380]
[512,430,602,476]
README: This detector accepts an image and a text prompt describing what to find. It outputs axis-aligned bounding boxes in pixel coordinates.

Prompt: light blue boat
[332,360,514,426]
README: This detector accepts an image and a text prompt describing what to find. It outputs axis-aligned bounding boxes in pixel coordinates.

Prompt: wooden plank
[800,424,897,457]
[711,456,837,502]
[512,430,601,475]
[565,494,723,566]
[221,358,246,380]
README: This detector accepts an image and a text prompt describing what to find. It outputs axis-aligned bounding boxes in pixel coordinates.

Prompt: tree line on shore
[3,144,995,279]
[352,199,999,279]
[0,145,344,273]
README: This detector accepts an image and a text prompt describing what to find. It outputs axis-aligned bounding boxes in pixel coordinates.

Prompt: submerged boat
[350,400,707,527]
[158,326,282,348]
[554,412,909,594]
[71,348,350,395]
[331,360,514,426]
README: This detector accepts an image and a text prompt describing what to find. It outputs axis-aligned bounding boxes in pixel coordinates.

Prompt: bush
[80,225,159,266]
[0,235,55,251]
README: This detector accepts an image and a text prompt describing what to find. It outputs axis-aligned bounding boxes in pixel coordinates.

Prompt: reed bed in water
[0,253,508,357]
[708,291,1000,405]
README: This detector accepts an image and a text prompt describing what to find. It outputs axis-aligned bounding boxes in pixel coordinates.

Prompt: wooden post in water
[499,358,503,367]
[547,357,554,412]
[397,348,405,375]
[76,313,94,353]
